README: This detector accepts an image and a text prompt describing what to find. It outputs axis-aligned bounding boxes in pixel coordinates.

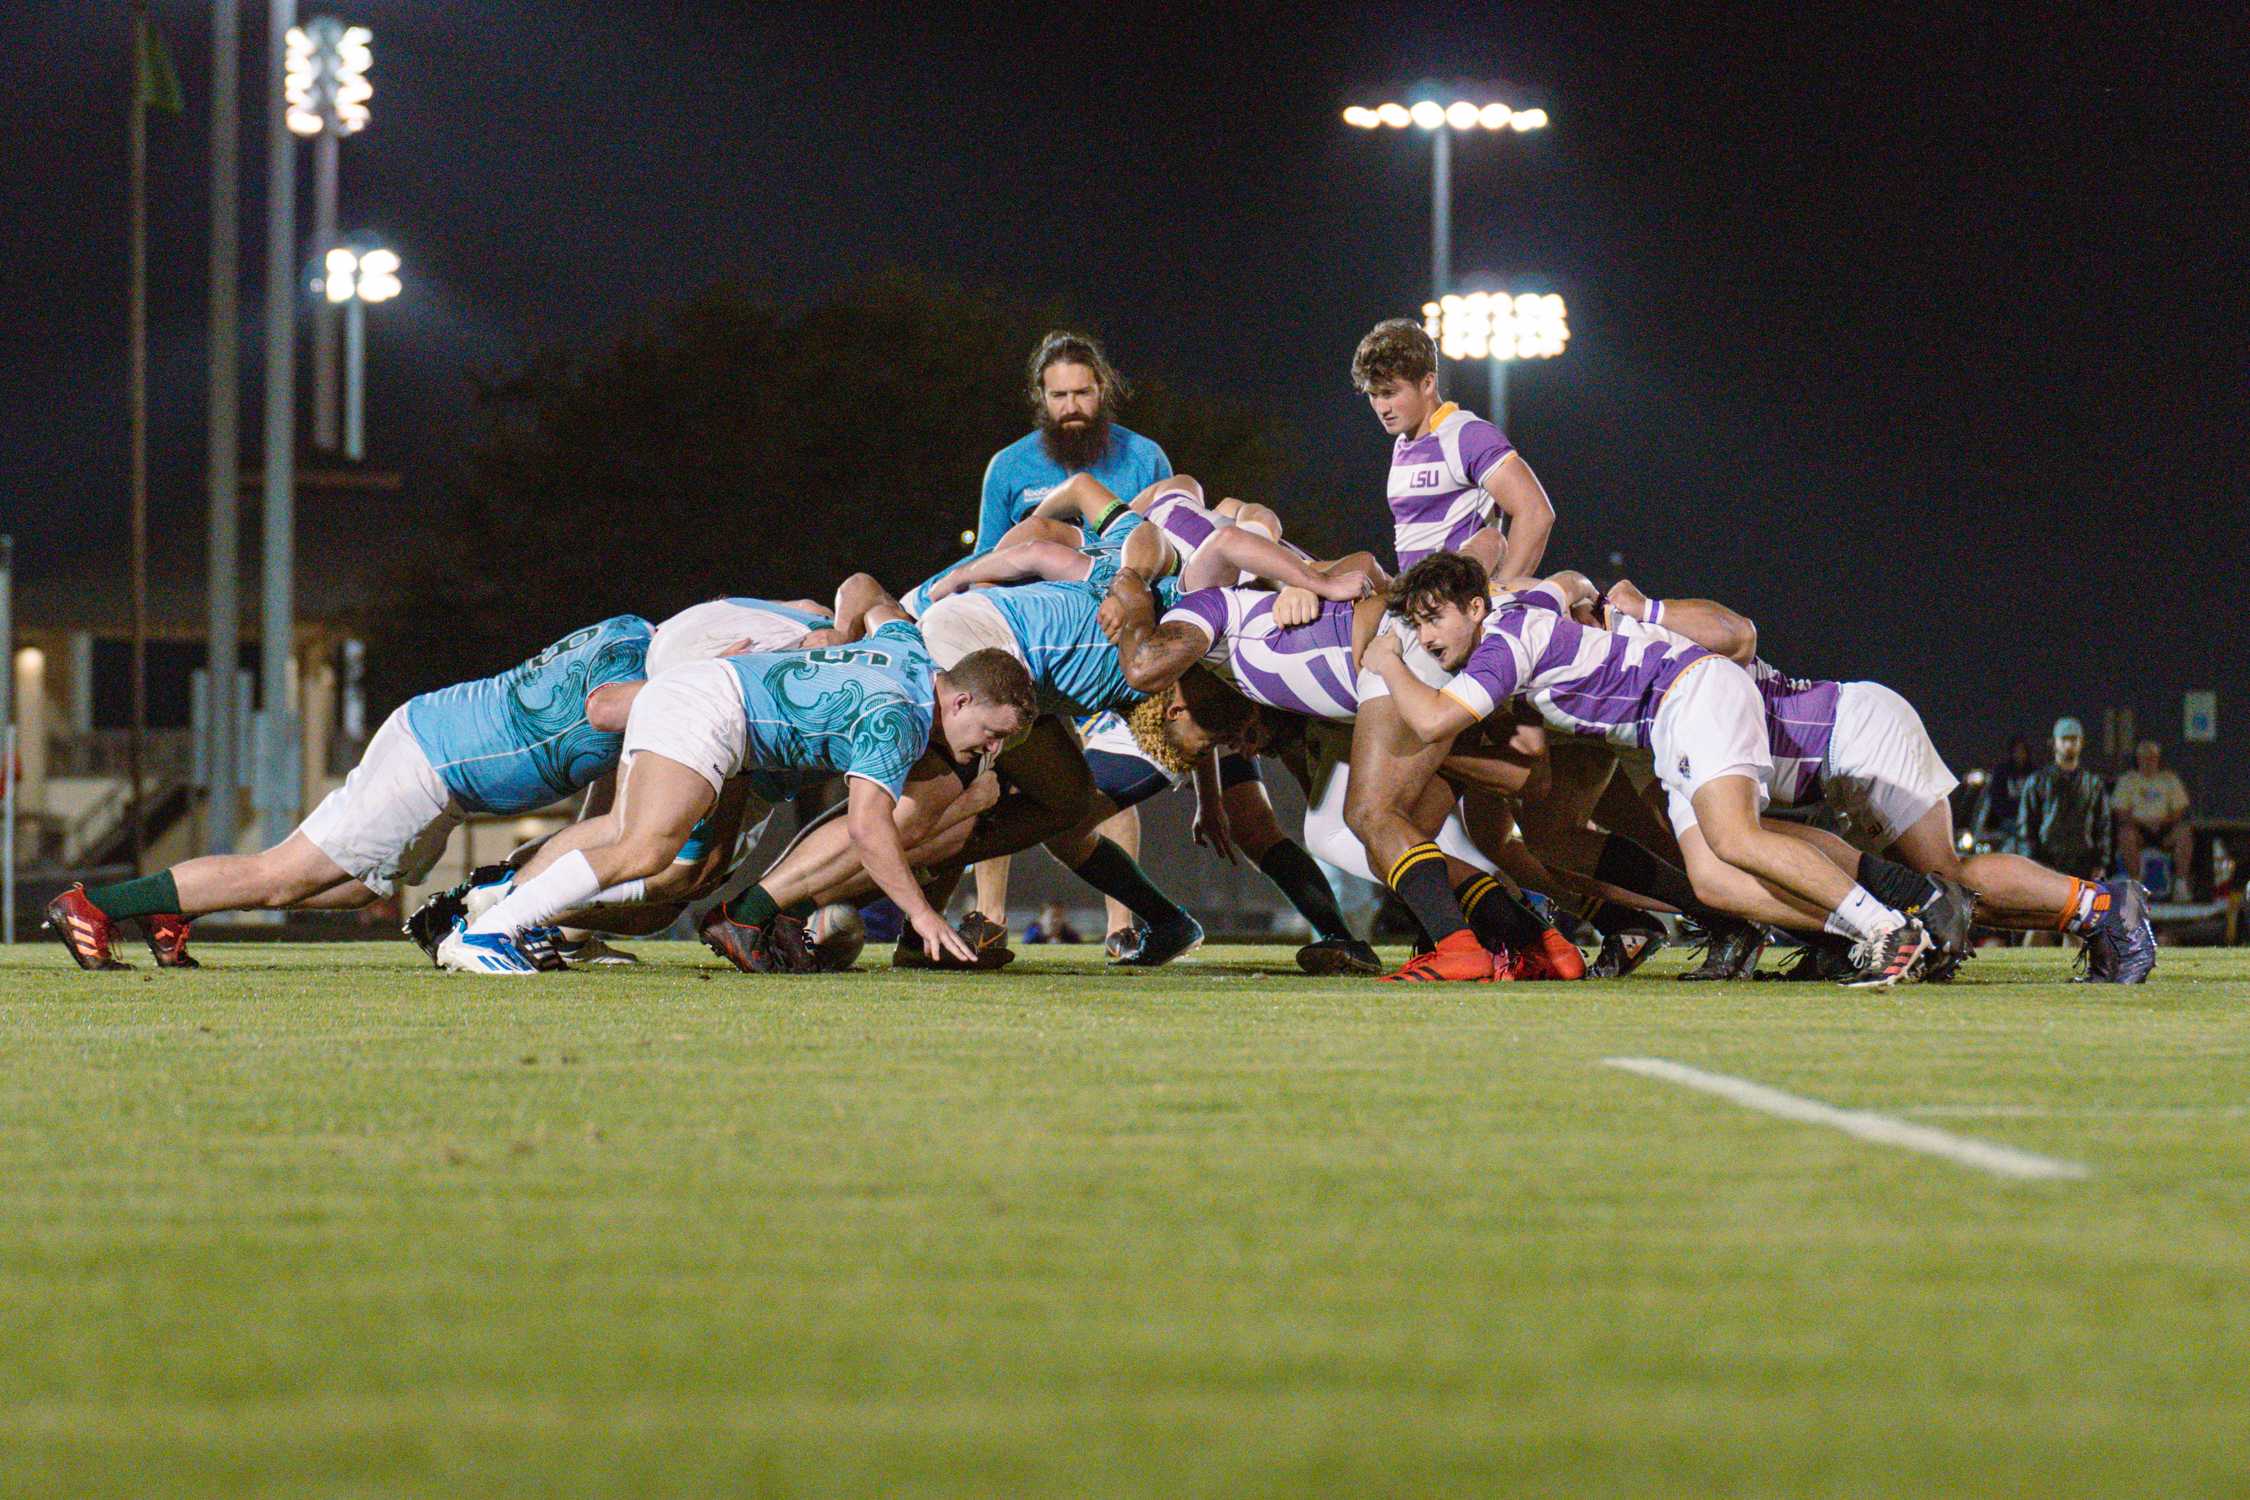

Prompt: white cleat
[436,921,540,975]
[462,873,516,924]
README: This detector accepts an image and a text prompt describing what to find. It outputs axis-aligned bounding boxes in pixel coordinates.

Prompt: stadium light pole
[1420,291,1571,430]
[1342,96,1549,310]
[259,0,301,854]
[286,16,371,454]
[315,244,399,461]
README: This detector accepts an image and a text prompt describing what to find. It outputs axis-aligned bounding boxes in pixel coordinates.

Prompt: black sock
[1072,838,1189,928]
[725,884,780,926]
[84,870,181,920]
[1589,899,1663,938]
[1456,872,1548,949]
[1256,840,1350,942]
[1856,852,1940,914]
[1387,843,1468,944]
[1592,834,1739,932]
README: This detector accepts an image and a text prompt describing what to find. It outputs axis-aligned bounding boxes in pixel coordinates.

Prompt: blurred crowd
[1969,719,2223,902]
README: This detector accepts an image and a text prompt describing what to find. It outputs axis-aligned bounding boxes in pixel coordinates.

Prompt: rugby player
[439,615,1036,973]
[1104,569,1585,983]
[1594,578,2158,983]
[700,572,1258,971]
[47,614,654,971]
[1352,318,1555,576]
[1361,555,1937,987]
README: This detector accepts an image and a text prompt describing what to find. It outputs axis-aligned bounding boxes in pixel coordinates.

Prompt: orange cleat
[139,913,200,969]
[43,884,132,971]
[1379,930,1496,982]
[1504,927,1589,981]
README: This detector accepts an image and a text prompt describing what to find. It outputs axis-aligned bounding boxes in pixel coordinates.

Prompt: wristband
[1090,500,1128,538]
[1646,599,1665,627]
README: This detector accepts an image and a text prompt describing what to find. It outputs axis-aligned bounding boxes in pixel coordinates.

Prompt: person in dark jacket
[2018,717,2112,879]
[1972,736,2039,854]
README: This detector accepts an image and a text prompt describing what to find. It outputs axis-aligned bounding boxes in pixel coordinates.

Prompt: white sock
[1822,885,1902,944]
[467,850,605,937]
[593,877,647,906]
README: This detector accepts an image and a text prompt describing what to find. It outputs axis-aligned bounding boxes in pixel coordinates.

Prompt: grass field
[2,939,2246,1498]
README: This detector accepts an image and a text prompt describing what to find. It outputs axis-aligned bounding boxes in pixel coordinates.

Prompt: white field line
[1902,1104,2249,1120]
[1602,1057,2092,1182]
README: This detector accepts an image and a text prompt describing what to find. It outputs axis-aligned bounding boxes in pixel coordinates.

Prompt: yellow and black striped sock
[1455,872,1546,950]
[1387,843,1468,944]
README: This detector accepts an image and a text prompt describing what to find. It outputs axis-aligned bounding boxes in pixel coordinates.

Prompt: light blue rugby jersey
[973,426,1172,555]
[983,575,1179,720]
[405,614,653,814]
[726,620,935,798]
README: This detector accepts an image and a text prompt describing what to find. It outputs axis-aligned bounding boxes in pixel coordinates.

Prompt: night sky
[7,4,2245,799]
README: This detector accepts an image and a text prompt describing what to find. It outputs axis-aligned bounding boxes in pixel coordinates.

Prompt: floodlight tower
[316,244,399,461]
[286,16,372,454]
[1342,94,1548,311]
[1421,291,1571,430]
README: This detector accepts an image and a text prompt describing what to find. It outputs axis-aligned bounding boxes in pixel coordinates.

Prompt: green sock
[725,884,780,926]
[85,870,182,920]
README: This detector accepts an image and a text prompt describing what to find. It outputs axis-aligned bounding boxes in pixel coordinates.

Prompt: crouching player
[47,615,654,970]
[437,619,1036,973]
[1362,555,1938,987]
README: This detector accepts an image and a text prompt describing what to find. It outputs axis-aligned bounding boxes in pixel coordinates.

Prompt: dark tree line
[368,271,1295,708]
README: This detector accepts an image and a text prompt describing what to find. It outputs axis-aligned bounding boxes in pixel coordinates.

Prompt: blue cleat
[1111,912,1204,968]
[436,920,541,975]
[2079,879,2157,985]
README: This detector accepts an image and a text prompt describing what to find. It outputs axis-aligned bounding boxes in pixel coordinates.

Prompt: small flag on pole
[137,13,184,117]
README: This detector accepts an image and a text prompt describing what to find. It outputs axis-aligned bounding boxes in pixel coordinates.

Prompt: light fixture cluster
[319,246,400,304]
[286,18,372,137]
[1343,101,1548,132]
[1421,292,1569,362]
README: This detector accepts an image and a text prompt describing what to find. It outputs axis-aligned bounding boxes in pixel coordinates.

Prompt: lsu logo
[1677,755,1692,777]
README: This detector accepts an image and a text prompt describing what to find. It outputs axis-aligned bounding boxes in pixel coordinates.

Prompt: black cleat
[1909,877,1976,982]
[1295,935,1384,976]
[893,910,1014,971]
[1112,912,1204,968]
[1677,922,1768,982]
[1588,928,1663,980]
[2077,879,2157,985]
[1838,918,1931,990]
[1757,938,1851,983]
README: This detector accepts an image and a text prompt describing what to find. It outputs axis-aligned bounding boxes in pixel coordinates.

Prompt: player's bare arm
[1360,632,1481,743]
[1602,578,1758,663]
[848,776,976,964]
[1485,453,1556,579]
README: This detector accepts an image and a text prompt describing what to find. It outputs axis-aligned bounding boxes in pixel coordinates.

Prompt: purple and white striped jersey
[1161,587,1362,722]
[1746,660,1841,805]
[1387,402,1514,568]
[1144,489,1225,566]
[1441,586,1712,747]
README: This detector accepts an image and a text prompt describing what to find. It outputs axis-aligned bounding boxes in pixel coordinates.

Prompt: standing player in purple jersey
[1591,578,2157,983]
[1360,554,1939,988]
[1351,319,1556,576]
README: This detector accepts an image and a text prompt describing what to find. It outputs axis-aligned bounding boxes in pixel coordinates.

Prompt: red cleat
[1379,930,1496,982]
[43,884,132,971]
[697,905,815,974]
[139,913,200,969]
[1504,928,1589,982]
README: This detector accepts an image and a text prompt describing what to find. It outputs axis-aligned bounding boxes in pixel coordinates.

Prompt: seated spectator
[1972,736,2039,854]
[2019,717,2112,881]
[2114,740,2195,898]
[1023,901,1084,945]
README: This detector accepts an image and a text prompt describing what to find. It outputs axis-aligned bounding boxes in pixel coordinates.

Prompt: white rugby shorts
[1651,656,1775,836]
[621,658,749,797]
[1820,681,1959,851]
[298,705,462,899]
[645,599,819,680]
[916,592,1025,671]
